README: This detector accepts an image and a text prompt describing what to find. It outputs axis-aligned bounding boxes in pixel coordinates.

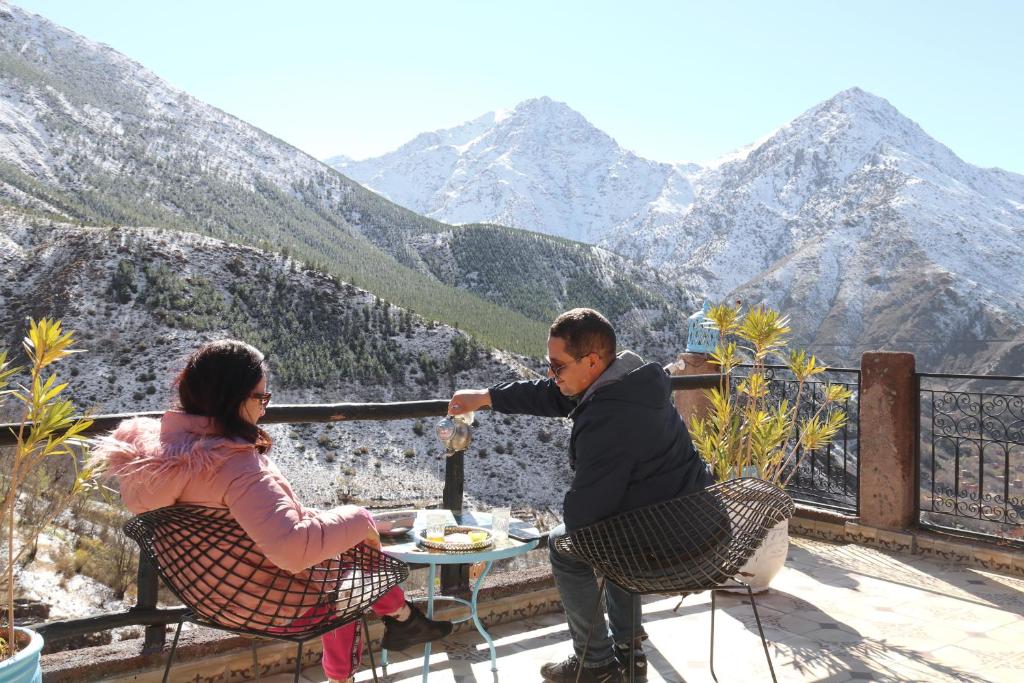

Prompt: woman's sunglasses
[250,391,272,407]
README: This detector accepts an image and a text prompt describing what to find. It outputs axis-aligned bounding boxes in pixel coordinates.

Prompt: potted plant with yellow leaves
[1,320,93,682]
[689,304,852,591]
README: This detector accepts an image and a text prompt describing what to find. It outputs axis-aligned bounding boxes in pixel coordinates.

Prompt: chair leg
[709,590,717,683]
[629,594,637,683]
[362,616,379,683]
[576,577,607,683]
[745,586,778,683]
[293,642,304,683]
[162,619,184,683]
[251,639,261,682]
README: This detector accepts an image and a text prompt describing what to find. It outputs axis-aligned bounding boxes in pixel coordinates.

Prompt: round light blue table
[380,510,540,681]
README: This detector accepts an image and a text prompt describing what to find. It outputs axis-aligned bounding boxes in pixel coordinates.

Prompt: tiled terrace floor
[271,536,1024,682]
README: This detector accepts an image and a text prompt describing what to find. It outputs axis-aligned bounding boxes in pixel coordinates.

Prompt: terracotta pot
[0,627,43,683]
[731,518,789,593]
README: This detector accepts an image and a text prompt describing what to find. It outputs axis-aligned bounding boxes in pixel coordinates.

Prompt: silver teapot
[436,412,473,453]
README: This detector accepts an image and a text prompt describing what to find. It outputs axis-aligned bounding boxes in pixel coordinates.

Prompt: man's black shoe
[614,643,648,682]
[540,654,624,683]
[380,602,453,651]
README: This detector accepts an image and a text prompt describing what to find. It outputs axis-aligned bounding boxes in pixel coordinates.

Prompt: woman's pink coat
[93,411,378,623]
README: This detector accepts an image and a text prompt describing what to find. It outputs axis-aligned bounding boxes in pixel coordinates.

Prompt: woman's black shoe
[380,602,453,651]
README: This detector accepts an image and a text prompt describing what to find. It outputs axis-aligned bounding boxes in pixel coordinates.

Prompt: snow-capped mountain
[640,88,1024,371]
[330,89,1024,372]
[0,3,324,205]
[627,89,1024,293]
[4,0,1021,374]
[330,97,700,244]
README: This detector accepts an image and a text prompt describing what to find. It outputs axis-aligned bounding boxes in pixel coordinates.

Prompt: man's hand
[449,389,492,415]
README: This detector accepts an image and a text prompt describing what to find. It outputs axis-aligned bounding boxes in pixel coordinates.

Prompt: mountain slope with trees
[0,4,553,354]
[0,210,573,514]
[409,223,697,360]
[1,4,702,358]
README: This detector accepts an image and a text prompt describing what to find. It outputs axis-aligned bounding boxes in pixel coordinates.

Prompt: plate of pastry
[371,509,418,538]
[416,525,493,551]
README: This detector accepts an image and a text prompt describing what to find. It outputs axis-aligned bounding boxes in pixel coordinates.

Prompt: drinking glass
[425,512,447,543]
[490,506,511,541]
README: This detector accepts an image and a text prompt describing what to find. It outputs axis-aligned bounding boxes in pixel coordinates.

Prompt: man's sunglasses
[546,354,588,378]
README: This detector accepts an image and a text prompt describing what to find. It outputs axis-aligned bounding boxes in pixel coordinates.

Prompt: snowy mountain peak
[329,97,689,243]
[507,96,593,126]
[499,96,619,151]
[5,3,161,93]
[818,87,900,117]
[763,87,948,171]
[513,94,559,110]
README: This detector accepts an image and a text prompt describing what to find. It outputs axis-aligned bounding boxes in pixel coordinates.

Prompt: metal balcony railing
[917,372,1024,545]
[1,373,721,651]
[731,363,861,513]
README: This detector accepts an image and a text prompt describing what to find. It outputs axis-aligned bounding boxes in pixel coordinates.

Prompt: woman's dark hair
[175,339,272,452]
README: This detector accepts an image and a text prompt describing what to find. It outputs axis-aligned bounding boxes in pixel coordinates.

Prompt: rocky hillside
[0,210,575,516]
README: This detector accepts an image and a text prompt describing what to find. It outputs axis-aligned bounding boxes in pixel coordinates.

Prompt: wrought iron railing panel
[731,364,861,513]
[918,374,1024,542]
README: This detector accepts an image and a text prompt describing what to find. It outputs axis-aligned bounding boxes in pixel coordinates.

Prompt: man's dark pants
[548,524,644,669]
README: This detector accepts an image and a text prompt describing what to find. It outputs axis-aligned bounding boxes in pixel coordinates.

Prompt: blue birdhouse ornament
[685,301,719,353]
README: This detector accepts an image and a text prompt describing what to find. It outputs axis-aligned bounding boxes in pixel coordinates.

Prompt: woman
[93,339,450,683]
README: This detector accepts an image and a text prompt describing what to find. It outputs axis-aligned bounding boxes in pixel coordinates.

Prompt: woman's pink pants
[287,585,406,681]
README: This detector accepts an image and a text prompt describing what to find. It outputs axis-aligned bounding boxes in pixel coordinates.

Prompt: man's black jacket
[489,354,713,531]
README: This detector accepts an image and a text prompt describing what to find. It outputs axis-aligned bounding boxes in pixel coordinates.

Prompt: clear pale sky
[11,0,1024,172]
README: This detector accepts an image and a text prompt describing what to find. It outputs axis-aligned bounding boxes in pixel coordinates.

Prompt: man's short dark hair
[549,308,616,360]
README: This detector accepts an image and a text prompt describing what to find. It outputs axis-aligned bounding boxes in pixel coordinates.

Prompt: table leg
[421,563,436,682]
[470,560,498,672]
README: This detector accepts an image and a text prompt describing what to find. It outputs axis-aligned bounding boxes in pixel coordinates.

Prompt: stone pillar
[669,352,718,426]
[858,352,918,529]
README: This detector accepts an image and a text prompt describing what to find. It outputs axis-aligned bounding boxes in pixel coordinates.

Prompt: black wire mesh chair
[123,505,410,683]
[554,477,794,683]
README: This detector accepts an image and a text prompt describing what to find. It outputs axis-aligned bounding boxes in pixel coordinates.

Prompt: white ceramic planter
[732,518,789,593]
[0,627,43,683]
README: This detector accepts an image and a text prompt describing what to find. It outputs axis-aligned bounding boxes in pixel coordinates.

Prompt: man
[449,308,713,683]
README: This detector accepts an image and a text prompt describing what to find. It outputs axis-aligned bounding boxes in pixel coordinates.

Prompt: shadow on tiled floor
[262,536,1024,683]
